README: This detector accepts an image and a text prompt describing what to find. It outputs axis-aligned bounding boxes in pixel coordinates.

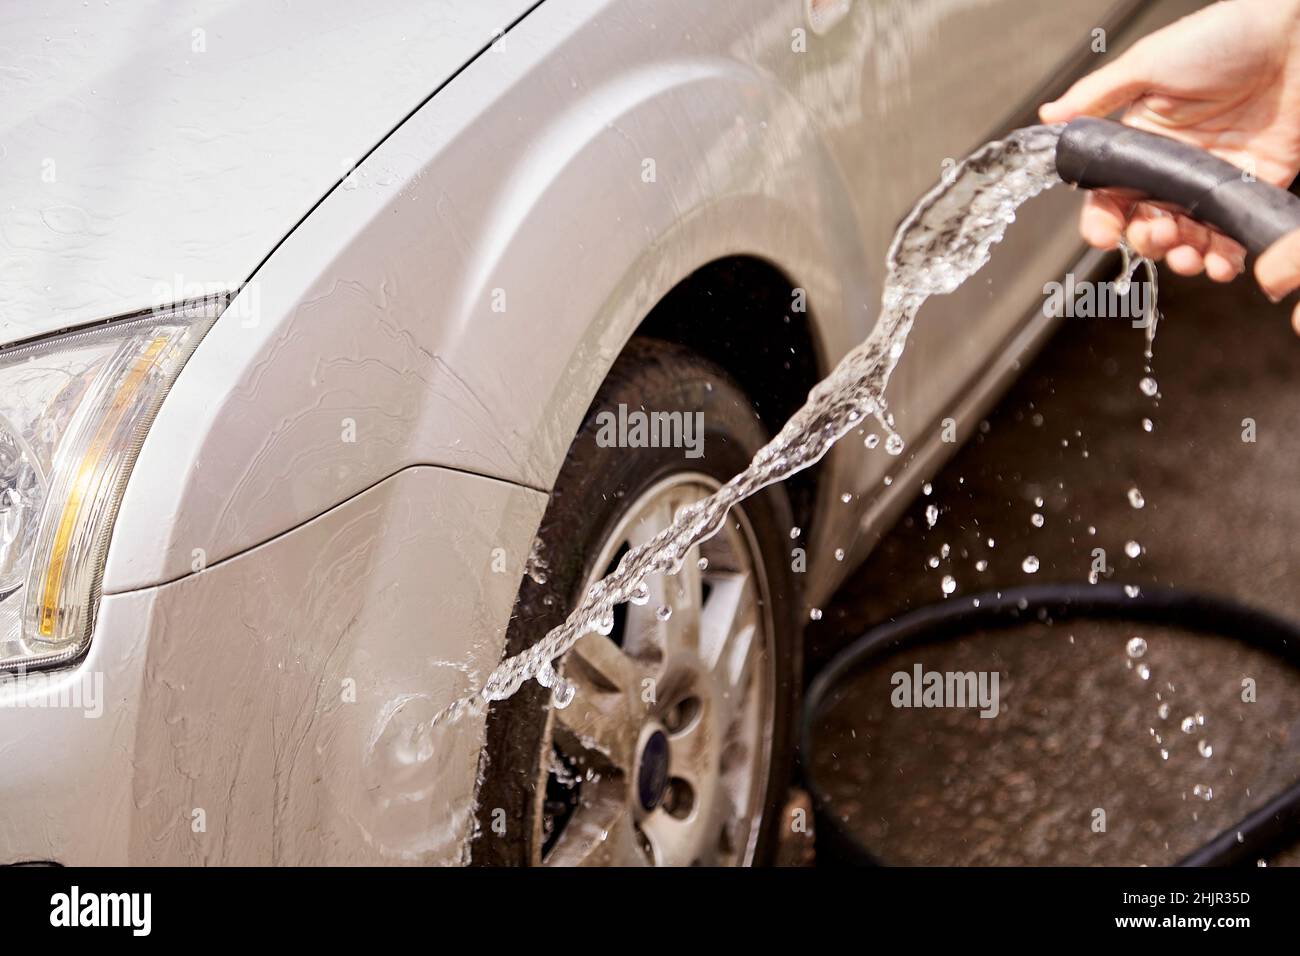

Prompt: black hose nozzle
[1056,117,1300,256]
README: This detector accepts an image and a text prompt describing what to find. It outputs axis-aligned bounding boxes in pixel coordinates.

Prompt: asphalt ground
[805,269,1300,866]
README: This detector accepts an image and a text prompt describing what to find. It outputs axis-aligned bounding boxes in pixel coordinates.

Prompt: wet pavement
[806,270,1300,866]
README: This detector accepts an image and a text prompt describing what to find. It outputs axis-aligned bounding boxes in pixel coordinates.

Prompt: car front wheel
[474,337,801,866]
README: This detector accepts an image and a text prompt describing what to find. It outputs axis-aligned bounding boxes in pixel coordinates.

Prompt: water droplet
[987,537,996,549]
[834,548,845,561]
[975,559,988,572]
[1126,636,1147,659]
[928,556,940,569]
[1021,555,1040,574]
[809,608,823,621]
[864,433,880,449]
[629,582,650,606]
[1192,783,1213,801]
[1158,702,1170,720]
[1031,513,1044,528]
[1033,496,1044,508]
[1195,711,1205,726]
[1137,663,1150,680]
[1124,540,1142,558]
[1139,376,1159,397]
[885,433,905,456]
[1142,417,1153,433]
[1127,487,1145,509]
[925,504,939,528]
[941,575,957,596]
[841,492,853,504]
[1198,739,1213,758]
[922,482,933,495]
[697,557,708,571]
[1160,749,1169,761]
[551,678,576,709]
[790,527,801,539]
[1124,585,1140,598]
[1181,716,1196,733]
[655,605,672,622]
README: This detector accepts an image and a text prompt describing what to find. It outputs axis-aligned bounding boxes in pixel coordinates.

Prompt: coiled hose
[800,583,1300,866]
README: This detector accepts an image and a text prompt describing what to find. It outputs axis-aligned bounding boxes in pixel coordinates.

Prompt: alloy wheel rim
[532,472,776,866]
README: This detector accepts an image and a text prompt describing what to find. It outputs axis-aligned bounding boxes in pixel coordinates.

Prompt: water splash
[433,123,1115,726]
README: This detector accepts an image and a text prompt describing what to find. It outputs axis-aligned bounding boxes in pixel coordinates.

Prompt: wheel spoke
[699,570,759,689]
[546,786,649,867]
[661,552,703,659]
[707,786,745,865]
[554,685,632,768]
[667,706,708,790]
[625,492,676,551]
[557,634,642,767]
[568,631,636,694]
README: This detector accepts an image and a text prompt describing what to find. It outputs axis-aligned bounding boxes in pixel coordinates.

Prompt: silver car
[0,0,1198,866]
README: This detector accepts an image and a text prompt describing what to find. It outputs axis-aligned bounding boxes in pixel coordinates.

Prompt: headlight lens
[0,299,220,672]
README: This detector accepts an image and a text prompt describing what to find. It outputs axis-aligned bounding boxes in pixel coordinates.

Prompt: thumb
[1039,48,1151,123]
[1255,228,1300,306]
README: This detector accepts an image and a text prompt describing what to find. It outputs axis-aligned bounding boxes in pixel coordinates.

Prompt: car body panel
[0,465,544,865]
[0,589,151,865]
[0,0,535,342]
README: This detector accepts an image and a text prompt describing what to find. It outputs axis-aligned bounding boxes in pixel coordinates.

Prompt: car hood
[0,0,535,345]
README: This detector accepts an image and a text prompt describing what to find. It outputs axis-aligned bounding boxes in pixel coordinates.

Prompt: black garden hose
[799,583,1300,867]
[1056,117,1300,256]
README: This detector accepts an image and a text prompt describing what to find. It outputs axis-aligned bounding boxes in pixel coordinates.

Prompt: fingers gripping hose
[1056,117,1300,255]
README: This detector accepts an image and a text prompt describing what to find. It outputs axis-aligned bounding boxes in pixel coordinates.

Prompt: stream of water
[435,121,1154,727]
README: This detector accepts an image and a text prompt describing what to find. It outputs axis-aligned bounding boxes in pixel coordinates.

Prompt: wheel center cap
[636,729,670,811]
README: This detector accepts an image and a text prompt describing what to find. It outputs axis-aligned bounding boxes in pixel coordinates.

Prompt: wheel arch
[633,254,827,539]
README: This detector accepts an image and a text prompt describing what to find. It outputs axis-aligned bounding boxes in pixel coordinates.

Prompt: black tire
[473,337,802,866]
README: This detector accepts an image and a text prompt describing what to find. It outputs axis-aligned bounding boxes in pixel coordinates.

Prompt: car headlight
[0,299,221,672]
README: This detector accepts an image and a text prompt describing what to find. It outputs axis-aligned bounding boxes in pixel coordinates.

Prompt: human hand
[1040,0,1300,283]
[1256,228,1300,333]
